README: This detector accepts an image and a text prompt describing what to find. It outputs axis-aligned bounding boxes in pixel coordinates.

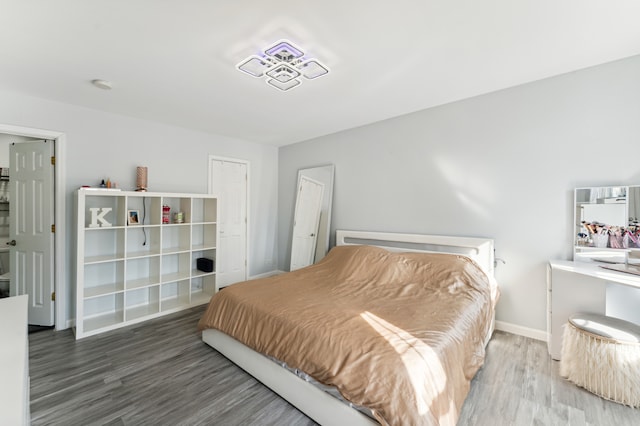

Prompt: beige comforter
[198,245,495,425]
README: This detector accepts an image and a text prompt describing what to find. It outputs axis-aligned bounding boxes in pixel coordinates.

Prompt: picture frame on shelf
[128,209,140,225]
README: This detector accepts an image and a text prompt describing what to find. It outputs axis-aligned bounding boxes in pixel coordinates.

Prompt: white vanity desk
[547,260,640,360]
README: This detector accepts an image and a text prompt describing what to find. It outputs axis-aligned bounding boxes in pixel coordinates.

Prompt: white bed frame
[202,230,496,425]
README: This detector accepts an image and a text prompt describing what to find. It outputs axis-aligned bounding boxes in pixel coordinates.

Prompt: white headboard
[336,230,495,276]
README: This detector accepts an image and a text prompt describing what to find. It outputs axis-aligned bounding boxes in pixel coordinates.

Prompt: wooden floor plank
[29,306,640,425]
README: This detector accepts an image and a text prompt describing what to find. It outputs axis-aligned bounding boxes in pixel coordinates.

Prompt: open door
[9,140,55,326]
[290,175,324,271]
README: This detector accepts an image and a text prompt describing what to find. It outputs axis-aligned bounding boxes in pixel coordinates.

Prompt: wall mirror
[574,185,640,263]
[290,165,335,271]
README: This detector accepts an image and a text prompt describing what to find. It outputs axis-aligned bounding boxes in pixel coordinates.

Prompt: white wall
[278,54,640,332]
[0,90,279,325]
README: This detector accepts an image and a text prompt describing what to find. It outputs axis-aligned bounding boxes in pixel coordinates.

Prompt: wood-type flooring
[28,306,640,425]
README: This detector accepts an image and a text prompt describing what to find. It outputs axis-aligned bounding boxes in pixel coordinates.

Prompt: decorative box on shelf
[74,189,219,339]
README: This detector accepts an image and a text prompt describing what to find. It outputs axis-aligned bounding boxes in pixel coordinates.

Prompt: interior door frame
[0,123,66,331]
[208,155,249,282]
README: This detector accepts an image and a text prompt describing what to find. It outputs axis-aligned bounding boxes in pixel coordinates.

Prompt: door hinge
[51,156,55,166]
[51,292,56,301]
[51,224,55,233]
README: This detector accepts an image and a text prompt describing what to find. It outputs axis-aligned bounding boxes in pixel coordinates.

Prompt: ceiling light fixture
[237,39,329,92]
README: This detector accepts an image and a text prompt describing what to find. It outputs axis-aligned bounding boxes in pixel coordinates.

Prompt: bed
[198,230,498,425]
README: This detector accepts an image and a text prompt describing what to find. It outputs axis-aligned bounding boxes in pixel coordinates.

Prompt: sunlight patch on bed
[361,311,447,416]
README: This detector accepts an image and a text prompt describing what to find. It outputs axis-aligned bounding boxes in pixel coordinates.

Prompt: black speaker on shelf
[197,257,214,273]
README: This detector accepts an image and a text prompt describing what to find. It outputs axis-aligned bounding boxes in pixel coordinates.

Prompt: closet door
[209,158,248,287]
[10,140,55,326]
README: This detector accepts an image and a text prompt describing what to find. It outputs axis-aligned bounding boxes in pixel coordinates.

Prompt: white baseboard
[495,320,547,342]
[249,270,286,280]
[62,318,75,330]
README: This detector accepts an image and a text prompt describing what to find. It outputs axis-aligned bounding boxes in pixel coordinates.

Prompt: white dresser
[0,295,30,425]
[547,260,640,360]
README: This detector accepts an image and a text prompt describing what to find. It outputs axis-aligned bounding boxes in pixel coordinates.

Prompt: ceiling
[1,1,639,147]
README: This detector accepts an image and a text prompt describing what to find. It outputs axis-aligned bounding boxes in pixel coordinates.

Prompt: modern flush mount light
[237,39,329,91]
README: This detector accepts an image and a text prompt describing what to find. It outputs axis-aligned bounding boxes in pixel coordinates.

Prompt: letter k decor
[89,207,113,228]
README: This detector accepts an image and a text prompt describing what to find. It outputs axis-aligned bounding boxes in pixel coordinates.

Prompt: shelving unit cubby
[75,189,218,339]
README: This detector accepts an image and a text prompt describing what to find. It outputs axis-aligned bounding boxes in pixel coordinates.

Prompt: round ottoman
[560,312,640,407]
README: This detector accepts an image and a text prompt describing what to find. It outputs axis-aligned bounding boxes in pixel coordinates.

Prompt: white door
[209,158,248,287]
[9,140,55,326]
[290,176,324,271]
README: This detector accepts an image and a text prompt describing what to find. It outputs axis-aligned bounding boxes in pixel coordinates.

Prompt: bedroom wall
[0,89,279,326]
[277,54,640,333]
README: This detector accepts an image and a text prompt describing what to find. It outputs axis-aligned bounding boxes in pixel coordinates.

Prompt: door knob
[6,240,16,246]
[310,233,315,237]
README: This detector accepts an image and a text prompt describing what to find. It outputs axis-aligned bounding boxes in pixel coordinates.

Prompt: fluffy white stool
[560,312,640,407]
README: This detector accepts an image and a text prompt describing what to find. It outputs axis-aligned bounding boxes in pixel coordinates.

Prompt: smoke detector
[91,79,113,90]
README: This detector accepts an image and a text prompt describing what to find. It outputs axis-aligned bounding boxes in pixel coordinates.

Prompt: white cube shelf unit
[75,189,218,339]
